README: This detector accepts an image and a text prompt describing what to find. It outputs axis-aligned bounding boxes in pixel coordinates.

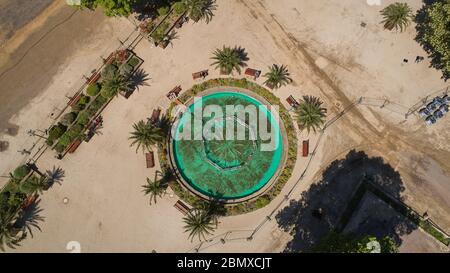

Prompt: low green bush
[172,1,186,15]
[127,57,140,68]
[12,165,31,180]
[158,6,170,16]
[47,123,67,145]
[119,63,133,76]
[79,95,90,105]
[60,112,78,126]
[101,64,118,80]
[55,144,66,154]
[77,110,91,126]
[87,83,101,96]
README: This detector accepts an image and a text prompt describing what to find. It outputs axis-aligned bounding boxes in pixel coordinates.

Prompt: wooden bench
[167,85,182,100]
[68,92,82,107]
[192,70,208,80]
[174,200,190,215]
[244,68,261,80]
[68,139,82,154]
[302,140,309,157]
[87,72,101,84]
[146,151,155,168]
[286,95,300,108]
[149,108,161,124]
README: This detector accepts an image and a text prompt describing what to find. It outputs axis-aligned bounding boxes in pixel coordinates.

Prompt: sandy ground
[1,0,449,252]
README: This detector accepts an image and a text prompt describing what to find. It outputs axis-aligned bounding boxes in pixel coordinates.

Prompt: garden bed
[46,49,144,157]
[139,5,187,47]
[160,78,298,215]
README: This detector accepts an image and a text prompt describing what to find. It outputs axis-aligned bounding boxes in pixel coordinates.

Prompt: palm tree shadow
[165,31,180,48]
[275,150,416,252]
[234,46,249,69]
[45,166,65,188]
[13,199,45,239]
[131,68,151,92]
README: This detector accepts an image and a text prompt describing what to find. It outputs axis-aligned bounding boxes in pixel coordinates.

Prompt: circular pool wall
[170,90,285,202]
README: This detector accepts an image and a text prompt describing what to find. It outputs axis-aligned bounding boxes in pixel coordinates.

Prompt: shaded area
[130,68,150,91]
[13,198,44,239]
[276,150,415,252]
[415,0,449,80]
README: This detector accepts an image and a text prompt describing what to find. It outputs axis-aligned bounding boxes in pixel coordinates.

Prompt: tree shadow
[164,31,180,48]
[275,150,416,252]
[13,199,45,239]
[234,46,250,64]
[45,166,65,188]
[414,0,449,80]
[131,68,151,91]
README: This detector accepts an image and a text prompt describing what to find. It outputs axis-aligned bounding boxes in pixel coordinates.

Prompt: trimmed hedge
[87,83,101,97]
[162,78,298,215]
[12,165,31,180]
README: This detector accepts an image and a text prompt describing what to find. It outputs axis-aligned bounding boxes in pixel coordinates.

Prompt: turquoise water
[172,92,283,200]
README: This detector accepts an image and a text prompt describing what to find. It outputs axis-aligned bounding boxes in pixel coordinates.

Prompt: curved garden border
[158,78,298,215]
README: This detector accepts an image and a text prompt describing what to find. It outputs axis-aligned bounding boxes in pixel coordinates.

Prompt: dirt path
[0,4,106,135]
[236,0,450,232]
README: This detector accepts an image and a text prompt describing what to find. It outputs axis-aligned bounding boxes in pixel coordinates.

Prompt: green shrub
[55,144,66,154]
[119,63,133,76]
[101,85,114,99]
[127,57,140,68]
[87,83,101,96]
[101,64,118,80]
[157,6,170,16]
[60,112,78,126]
[12,165,31,180]
[71,103,85,112]
[77,110,91,126]
[172,1,186,15]
[47,123,67,145]
[79,95,90,105]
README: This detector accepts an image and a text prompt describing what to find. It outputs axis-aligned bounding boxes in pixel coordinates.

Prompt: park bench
[167,85,182,100]
[150,108,161,124]
[244,68,261,80]
[68,139,82,154]
[286,95,300,108]
[146,151,155,168]
[174,200,190,215]
[302,140,309,157]
[192,69,209,80]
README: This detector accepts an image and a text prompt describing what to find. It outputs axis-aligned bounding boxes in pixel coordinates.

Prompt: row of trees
[74,0,216,23]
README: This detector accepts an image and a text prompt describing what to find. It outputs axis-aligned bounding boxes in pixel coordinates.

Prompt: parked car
[426,116,437,125]
[426,101,438,111]
[439,104,449,113]
[442,94,450,103]
[419,108,430,118]
[434,110,444,119]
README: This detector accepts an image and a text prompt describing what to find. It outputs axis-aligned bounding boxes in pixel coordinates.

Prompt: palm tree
[380,3,413,32]
[263,64,292,89]
[183,209,216,242]
[211,46,247,75]
[19,176,47,195]
[0,211,25,252]
[294,96,327,133]
[101,75,133,98]
[194,198,226,227]
[183,0,217,23]
[142,173,167,205]
[129,120,164,153]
